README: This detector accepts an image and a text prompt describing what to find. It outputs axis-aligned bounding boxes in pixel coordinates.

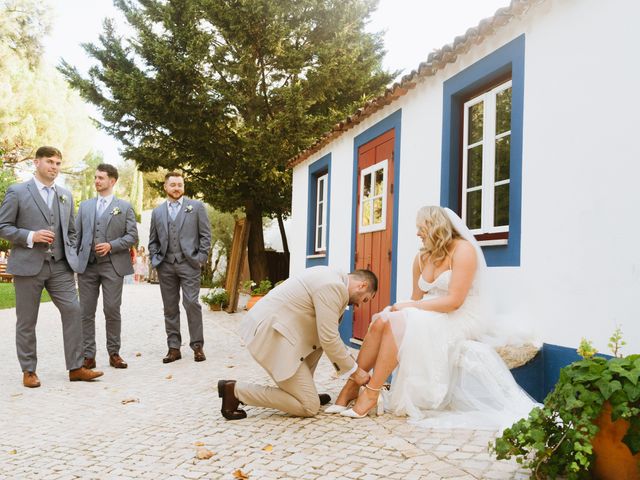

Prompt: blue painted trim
[306,153,331,268]
[441,35,525,267]
[341,109,402,346]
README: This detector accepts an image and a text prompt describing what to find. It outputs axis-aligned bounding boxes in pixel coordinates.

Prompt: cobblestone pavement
[0,284,530,479]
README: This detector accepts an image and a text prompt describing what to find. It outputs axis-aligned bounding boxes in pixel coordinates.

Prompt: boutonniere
[111,207,121,216]
[185,205,193,213]
[59,194,67,204]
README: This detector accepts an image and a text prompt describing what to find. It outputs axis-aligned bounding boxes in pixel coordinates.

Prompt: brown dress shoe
[162,348,181,364]
[83,357,96,369]
[109,353,128,369]
[218,379,247,420]
[193,346,206,362]
[69,367,104,382]
[23,371,41,388]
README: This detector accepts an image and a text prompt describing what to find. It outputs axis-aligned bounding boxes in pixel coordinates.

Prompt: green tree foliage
[66,151,105,203]
[0,0,97,166]
[60,0,394,280]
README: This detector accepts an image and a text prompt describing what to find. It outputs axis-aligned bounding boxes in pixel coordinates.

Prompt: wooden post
[225,218,251,313]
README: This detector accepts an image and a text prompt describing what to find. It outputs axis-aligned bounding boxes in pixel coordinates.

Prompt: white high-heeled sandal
[340,384,384,418]
[325,376,362,414]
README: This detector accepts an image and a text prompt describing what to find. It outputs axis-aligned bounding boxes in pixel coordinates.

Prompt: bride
[328,206,536,428]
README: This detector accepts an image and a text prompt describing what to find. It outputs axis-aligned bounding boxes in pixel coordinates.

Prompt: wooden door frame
[338,108,403,348]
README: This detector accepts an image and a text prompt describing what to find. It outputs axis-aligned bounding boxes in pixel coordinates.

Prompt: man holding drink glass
[0,146,104,387]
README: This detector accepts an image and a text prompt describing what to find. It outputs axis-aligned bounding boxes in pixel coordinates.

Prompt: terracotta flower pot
[246,294,265,310]
[208,303,223,311]
[592,401,640,480]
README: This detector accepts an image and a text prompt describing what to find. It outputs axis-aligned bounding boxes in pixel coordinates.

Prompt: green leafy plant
[201,287,229,307]
[242,279,272,296]
[491,327,640,479]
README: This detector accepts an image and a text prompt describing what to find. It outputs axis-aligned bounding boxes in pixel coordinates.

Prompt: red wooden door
[352,129,394,340]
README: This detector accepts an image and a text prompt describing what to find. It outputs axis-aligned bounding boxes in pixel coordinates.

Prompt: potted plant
[491,327,640,479]
[201,287,229,311]
[242,279,272,310]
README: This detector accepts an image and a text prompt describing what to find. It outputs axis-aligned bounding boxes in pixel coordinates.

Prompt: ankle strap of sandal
[364,384,382,392]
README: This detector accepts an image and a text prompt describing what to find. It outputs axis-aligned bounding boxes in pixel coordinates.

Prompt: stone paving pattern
[0,284,530,479]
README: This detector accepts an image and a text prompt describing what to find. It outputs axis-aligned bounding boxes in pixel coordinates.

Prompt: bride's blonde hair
[417,206,461,267]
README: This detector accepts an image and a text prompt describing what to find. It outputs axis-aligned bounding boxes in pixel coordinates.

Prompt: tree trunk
[277,213,289,254]
[245,204,269,282]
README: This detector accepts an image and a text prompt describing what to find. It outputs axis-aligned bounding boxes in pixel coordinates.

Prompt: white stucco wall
[292,0,640,352]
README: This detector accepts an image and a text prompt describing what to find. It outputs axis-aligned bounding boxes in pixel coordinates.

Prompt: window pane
[316,226,323,249]
[495,136,510,182]
[467,145,483,188]
[317,178,324,202]
[363,173,371,199]
[317,202,324,228]
[494,183,509,227]
[374,169,384,196]
[373,197,383,224]
[362,201,371,227]
[468,101,484,144]
[466,190,481,230]
[496,87,512,135]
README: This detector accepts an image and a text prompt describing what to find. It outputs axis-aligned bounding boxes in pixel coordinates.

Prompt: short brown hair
[97,163,119,181]
[35,146,62,159]
[164,171,183,182]
[351,269,378,294]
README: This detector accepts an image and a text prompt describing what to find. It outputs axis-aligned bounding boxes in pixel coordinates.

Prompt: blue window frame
[306,153,331,267]
[441,35,525,266]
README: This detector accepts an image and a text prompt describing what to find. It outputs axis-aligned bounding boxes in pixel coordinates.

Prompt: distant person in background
[0,251,7,264]
[123,247,136,285]
[134,245,149,283]
[75,163,138,370]
[0,145,103,387]
[149,172,211,364]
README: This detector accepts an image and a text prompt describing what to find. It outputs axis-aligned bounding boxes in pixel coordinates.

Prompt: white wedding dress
[377,259,538,431]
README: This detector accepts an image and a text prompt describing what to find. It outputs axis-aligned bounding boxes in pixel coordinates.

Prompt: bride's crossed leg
[332,309,405,416]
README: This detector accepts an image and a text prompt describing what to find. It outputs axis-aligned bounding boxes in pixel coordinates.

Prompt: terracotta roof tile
[287,0,544,168]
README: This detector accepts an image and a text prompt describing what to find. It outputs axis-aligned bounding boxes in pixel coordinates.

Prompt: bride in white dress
[328,206,536,429]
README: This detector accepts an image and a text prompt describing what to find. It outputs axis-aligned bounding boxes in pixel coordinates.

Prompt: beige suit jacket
[241,266,356,382]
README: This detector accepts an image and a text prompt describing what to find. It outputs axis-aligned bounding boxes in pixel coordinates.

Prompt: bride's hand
[391,302,412,311]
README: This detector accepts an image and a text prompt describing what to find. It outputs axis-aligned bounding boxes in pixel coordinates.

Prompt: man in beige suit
[218,266,377,419]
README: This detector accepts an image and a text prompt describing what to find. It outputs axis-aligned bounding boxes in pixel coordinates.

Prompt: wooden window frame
[358,159,388,234]
[314,173,328,253]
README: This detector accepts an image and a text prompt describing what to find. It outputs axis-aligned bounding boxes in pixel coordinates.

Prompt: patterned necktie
[169,202,179,220]
[97,198,107,217]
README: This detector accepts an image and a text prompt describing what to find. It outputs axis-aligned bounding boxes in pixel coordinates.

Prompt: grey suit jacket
[0,179,78,275]
[148,197,211,269]
[75,196,138,276]
[240,266,356,382]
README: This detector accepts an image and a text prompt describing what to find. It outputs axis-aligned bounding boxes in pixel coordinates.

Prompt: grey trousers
[156,260,203,350]
[77,260,124,358]
[13,259,84,372]
[235,359,321,417]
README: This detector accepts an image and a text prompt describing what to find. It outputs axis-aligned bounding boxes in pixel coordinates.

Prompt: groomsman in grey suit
[0,146,104,387]
[75,164,138,370]
[149,172,211,364]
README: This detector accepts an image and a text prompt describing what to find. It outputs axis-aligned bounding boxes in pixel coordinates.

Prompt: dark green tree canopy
[60,0,395,218]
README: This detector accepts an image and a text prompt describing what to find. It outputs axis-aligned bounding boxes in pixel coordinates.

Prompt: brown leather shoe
[69,367,104,382]
[109,353,128,369]
[83,357,96,369]
[162,348,181,364]
[193,346,206,362]
[218,379,247,420]
[23,371,41,388]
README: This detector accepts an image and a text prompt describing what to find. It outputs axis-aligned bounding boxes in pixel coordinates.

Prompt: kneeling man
[219,266,377,419]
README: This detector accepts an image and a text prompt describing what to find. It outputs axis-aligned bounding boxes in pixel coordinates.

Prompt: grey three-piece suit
[75,196,138,358]
[0,179,83,372]
[148,197,211,350]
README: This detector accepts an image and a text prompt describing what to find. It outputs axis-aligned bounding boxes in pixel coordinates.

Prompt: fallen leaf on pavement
[194,441,205,447]
[10,393,22,397]
[166,375,173,380]
[135,352,142,357]
[226,365,234,368]
[262,444,273,452]
[8,449,16,454]
[233,470,249,479]
[121,398,139,405]
[195,447,214,460]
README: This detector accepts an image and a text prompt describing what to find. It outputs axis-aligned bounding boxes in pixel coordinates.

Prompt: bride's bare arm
[410,253,423,301]
[394,242,477,313]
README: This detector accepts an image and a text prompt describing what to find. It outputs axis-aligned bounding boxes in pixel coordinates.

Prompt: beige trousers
[235,360,321,417]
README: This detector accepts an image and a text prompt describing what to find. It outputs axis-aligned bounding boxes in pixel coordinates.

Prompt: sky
[42,0,508,165]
